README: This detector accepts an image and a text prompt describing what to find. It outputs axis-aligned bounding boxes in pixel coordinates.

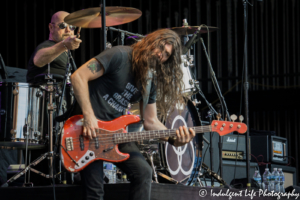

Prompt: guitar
[60,115,247,172]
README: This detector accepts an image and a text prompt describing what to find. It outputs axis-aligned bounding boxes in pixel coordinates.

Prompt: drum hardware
[144,147,159,183]
[180,55,198,96]
[1,82,70,187]
[201,162,229,188]
[107,27,145,46]
[0,81,57,187]
[23,118,30,185]
[125,35,143,46]
[106,41,112,49]
[1,51,76,187]
[171,25,218,36]
[156,172,182,185]
[52,49,77,183]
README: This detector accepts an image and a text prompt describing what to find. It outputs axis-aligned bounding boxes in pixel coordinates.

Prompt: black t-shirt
[27,40,68,82]
[86,46,156,121]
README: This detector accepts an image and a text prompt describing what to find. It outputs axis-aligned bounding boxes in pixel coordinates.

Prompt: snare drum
[0,82,45,144]
[180,55,196,96]
[160,99,202,185]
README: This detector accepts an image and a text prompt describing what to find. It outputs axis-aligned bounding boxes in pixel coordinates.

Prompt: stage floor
[0,182,290,200]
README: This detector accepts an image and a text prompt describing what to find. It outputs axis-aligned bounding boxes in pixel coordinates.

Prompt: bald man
[27,11,82,82]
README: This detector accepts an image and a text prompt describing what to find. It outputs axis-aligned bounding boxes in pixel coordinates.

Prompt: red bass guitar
[60,115,247,173]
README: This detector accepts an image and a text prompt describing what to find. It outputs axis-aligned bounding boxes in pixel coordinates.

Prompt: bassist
[70,29,195,200]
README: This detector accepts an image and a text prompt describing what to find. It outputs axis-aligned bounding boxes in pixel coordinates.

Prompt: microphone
[182,27,201,55]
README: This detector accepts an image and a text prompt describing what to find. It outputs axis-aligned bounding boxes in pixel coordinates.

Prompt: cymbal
[64,7,142,28]
[171,26,218,35]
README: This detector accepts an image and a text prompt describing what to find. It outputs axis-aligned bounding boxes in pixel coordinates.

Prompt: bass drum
[159,99,202,185]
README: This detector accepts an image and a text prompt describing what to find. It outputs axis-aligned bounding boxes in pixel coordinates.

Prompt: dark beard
[148,54,161,70]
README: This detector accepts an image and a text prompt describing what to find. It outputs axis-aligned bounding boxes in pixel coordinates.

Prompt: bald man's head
[51,11,69,24]
[49,11,75,42]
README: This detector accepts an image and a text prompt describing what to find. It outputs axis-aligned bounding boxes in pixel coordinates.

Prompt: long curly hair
[131,29,186,120]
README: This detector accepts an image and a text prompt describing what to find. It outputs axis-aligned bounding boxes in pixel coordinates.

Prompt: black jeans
[80,142,153,200]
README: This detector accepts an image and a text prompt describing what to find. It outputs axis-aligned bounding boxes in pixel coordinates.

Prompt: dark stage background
[0,0,299,184]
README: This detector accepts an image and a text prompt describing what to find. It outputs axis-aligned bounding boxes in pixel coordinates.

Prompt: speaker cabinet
[222,160,258,186]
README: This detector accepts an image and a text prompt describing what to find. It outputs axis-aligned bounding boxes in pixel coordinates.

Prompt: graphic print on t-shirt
[103,82,139,113]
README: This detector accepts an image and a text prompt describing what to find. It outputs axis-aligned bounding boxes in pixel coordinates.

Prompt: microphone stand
[199,37,232,186]
[52,49,72,187]
[100,0,106,52]
[206,110,214,187]
[200,38,231,120]
[242,0,252,189]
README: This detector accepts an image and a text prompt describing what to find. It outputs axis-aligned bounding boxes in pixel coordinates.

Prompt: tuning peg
[239,115,244,122]
[230,114,237,122]
[216,113,221,121]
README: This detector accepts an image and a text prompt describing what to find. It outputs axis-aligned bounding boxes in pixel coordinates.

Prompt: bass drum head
[163,99,202,185]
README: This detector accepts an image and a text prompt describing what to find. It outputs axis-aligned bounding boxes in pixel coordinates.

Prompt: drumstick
[76,27,81,38]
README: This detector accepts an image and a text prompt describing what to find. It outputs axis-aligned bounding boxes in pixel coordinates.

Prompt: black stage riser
[0,183,279,200]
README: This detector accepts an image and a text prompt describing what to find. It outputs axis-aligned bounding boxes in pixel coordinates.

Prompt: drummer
[26,11,82,83]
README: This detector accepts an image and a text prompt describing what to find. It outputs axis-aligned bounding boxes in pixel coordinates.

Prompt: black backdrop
[0,0,299,184]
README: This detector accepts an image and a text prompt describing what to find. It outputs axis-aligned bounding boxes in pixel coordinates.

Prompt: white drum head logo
[165,115,195,176]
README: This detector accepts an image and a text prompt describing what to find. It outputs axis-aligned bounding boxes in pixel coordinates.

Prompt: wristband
[168,137,175,146]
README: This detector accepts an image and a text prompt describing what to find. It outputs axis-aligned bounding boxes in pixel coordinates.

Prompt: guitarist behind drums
[70,29,195,200]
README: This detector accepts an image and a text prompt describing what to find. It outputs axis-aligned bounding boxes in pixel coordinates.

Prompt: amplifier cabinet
[251,135,288,164]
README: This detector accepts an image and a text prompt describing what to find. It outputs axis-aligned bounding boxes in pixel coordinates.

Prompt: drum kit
[0,6,221,187]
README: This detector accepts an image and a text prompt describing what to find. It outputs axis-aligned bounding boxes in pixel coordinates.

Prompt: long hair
[131,29,186,120]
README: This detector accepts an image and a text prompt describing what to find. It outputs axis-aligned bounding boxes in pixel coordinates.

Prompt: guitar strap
[141,70,153,120]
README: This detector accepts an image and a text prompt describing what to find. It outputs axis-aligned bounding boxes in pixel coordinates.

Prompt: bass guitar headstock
[211,114,247,136]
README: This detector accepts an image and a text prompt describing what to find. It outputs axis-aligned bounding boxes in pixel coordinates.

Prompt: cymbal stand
[22,118,31,186]
[120,32,125,46]
[145,149,159,183]
[53,49,73,184]
[47,80,55,179]
[108,27,145,39]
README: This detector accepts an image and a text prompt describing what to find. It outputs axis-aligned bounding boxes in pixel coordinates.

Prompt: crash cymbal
[64,7,142,28]
[171,25,218,35]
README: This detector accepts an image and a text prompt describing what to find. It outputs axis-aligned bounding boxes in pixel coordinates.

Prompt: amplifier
[251,135,288,164]
[222,135,250,160]
[202,132,250,175]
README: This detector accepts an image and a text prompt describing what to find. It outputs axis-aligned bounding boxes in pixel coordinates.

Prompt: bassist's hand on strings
[83,115,99,140]
[173,126,195,147]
